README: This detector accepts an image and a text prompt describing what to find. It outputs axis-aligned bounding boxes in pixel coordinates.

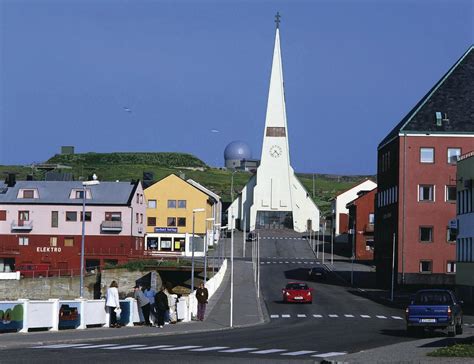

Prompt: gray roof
[0,181,138,205]
[379,45,474,149]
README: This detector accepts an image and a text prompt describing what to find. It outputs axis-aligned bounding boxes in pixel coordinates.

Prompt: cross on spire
[275,12,281,29]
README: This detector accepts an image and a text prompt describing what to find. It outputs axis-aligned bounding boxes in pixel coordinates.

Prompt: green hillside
[0,152,375,216]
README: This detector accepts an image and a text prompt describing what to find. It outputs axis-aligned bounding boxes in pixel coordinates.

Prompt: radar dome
[224,141,252,161]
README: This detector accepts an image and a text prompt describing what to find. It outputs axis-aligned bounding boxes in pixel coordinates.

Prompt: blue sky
[1,0,472,174]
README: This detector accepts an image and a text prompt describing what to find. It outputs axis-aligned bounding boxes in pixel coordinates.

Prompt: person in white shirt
[106,280,120,328]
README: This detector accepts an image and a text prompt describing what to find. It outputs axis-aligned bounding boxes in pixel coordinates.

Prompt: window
[23,190,34,198]
[75,190,85,199]
[19,211,30,221]
[0,210,6,221]
[419,260,432,273]
[368,213,375,224]
[446,186,456,202]
[447,148,461,164]
[148,200,157,209]
[140,213,143,224]
[366,240,374,251]
[419,226,433,242]
[147,217,156,226]
[105,212,122,221]
[420,148,434,163]
[178,200,187,208]
[140,194,143,204]
[447,227,456,242]
[50,237,57,247]
[19,237,29,246]
[136,193,139,203]
[80,212,92,221]
[66,211,77,221]
[168,200,177,208]
[64,237,74,247]
[419,185,434,202]
[136,213,139,224]
[177,217,186,227]
[51,211,58,227]
[167,217,176,227]
[447,261,456,273]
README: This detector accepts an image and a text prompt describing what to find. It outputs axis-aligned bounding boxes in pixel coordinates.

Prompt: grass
[427,343,474,357]
[106,259,192,271]
[0,152,375,216]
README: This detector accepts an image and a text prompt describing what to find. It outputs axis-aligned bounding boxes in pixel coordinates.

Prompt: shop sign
[36,247,62,253]
[154,227,178,233]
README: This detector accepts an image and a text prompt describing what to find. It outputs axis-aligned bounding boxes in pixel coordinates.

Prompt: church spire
[275,11,281,29]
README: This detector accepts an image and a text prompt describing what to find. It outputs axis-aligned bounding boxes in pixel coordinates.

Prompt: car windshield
[414,292,453,305]
[286,283,308,290]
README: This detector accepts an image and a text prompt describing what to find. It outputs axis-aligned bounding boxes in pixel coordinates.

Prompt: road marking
[282,314,291,318]
[313,314,323,318]
[328,314,339,318]
[270,314,279,318]
[219,348,258,353]
[103,345,147,350]
[32,344,90,349]
[297,262,303,264]
[251,349,287,354]
[313,352,347,358]
[282,350,317,356]
[392,316,403,320]
[160,345,202,351]
[297,314,307,318]
[191,346,229,352]
[344,314,355,318]
[132,345,173,350]
[360,315,371,318]
[285,261,289,263]
[75,344,119,349]
[376,315,387,319]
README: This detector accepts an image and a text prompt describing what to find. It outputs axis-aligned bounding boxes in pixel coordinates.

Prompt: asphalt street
[1,230,468,363]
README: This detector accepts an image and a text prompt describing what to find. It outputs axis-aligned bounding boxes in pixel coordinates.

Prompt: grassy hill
[0,152,375,216]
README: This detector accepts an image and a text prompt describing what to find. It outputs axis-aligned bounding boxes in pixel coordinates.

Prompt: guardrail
[0,259,228,333]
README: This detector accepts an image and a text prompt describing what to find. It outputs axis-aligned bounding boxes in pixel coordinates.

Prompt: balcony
[11,220,33,231]
[101,220,122,233]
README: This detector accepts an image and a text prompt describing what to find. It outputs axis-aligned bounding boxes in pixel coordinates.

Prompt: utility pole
[243,217,246,258]
[230,208,234,328]
[351,220,355,286]
[322,221,326,264]
[391,233,396,302]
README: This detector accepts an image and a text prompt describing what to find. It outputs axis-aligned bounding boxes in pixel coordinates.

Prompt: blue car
[405,289,463,337]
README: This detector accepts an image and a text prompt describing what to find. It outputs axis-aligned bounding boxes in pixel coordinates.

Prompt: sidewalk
[0,258,266,350]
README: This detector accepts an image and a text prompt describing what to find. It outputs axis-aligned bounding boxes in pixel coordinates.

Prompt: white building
[331,179,377,240]
[228,19,320,233]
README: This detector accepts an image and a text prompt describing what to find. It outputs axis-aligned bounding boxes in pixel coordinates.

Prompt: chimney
[6,173,16,187]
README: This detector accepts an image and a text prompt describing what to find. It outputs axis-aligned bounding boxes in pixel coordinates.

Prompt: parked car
[282,282,313,303]
[405,289,463,337]
[16,263,51,278]
[308,266,327,280]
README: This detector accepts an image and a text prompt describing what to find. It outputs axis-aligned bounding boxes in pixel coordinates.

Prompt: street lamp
[191,208,205,293]
[230,170,237,202]
[204,217,215,282]
[80,175,99,298]
[212,223,221,273]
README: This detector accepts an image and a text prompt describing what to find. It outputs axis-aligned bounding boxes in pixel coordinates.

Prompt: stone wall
[100,269,162,299]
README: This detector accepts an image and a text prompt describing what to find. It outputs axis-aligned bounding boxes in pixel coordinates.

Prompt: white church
[228,17,320,233]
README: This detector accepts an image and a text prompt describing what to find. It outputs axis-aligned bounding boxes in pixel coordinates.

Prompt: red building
[375,46,474,288]
[0,177,146,275]
[346,188,377,261]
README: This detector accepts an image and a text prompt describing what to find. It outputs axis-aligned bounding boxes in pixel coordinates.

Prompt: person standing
[196,282,209,321]
[134,285,152,326]
[144,285,156,324]
[106,280,120,328]
[154,286,169,328]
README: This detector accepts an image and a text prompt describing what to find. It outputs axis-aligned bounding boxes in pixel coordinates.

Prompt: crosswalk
[31,343,347,358]
[270,313,404,321]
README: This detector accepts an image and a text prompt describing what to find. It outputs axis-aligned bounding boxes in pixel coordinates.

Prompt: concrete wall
[100,268,162,299]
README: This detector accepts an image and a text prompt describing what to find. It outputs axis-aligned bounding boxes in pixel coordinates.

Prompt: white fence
[0,259,228,333]
[0,272,20,280]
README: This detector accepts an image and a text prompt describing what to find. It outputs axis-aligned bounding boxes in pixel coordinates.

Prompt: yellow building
[144,174,221,255]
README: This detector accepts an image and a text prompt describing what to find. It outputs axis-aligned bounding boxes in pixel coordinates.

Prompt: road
[0,230,434,363]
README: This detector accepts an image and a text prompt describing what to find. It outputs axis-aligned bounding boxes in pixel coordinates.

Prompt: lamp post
[80,175,99,298]
[191,208,205,293]
[230,208,235,328]
[204,217,215,283]
[213,223,221,273]
[230,170,237,202]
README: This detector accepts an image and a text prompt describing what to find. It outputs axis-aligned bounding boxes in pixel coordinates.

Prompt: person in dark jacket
[154,286,169,328]
[196,282,209,321]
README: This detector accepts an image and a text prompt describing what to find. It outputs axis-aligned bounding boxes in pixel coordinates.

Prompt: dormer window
[18,189,38,199]
[70,189,90,200]
[75,190,85,199]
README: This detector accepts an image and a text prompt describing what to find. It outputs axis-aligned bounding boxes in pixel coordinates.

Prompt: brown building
[346,188,377,261]
[375,45,474,288]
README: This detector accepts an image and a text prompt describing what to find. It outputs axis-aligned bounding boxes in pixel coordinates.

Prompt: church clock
[269,145,282,158]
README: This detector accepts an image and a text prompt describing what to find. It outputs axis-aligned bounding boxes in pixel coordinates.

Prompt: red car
[282,282,313,303]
